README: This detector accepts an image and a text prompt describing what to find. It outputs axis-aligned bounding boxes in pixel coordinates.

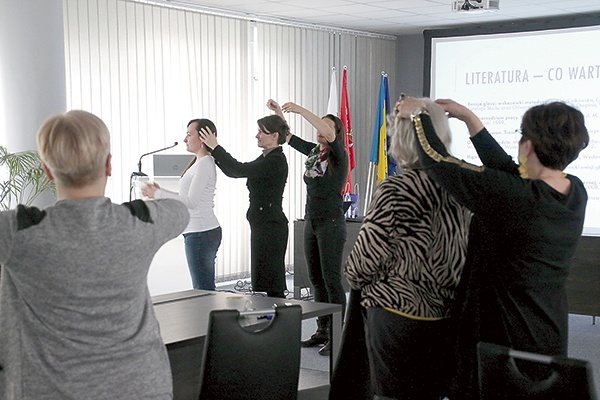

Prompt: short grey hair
[37,110,111,187]
[388,98,452,169]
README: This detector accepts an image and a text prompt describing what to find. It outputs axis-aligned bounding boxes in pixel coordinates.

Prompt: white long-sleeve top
[155,155,220,234]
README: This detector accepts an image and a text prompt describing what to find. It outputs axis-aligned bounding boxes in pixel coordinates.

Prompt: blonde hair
[37,110,111,187]
[388,98,452,169]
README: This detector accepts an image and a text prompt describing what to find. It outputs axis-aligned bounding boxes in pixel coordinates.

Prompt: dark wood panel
[566,236,600,316]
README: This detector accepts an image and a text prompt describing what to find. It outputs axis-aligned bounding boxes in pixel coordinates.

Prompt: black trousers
[304,216,347,330]
[249,219,288,297]
[364,307,451,400]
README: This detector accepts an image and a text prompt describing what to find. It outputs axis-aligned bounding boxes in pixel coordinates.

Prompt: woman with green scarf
[267,99,348,356]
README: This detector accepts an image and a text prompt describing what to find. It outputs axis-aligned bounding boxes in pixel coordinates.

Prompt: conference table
[152,289,342,400]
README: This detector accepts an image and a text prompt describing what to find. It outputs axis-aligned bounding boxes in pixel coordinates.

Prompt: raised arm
[266,99,285,121]
[435,98,517,172]
[435,98,484,137]
[266,99,292,144]
[200,125,276,179]
[199,125,245,178]
[281,102,335,143]
[402,97,516,172]
[398,98,527,217]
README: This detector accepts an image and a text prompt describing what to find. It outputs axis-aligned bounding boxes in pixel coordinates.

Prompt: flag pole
[364,164,373,215]
[326,66,338,116]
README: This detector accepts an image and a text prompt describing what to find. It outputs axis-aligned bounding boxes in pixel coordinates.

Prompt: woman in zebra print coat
[345,98,472,400]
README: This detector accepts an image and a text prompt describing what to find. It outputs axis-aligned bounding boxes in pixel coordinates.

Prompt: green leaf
[0,146,56,210]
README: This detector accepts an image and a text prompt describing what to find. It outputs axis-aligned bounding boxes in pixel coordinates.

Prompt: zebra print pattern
[345,170,472,319]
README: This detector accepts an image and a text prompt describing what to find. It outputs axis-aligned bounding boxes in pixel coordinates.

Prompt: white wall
[0,0,66,153]
[147,236,192,295]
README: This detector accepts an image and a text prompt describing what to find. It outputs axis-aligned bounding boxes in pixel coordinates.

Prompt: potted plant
[1,145,56,275]
[0,145,55,211]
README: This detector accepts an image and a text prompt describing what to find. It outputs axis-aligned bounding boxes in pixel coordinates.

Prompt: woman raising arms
[268,99,348,356]
[399,96,589,399]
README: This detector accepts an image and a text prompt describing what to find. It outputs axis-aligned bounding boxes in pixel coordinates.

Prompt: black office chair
[198,305,302,400]
[477,341,597,400]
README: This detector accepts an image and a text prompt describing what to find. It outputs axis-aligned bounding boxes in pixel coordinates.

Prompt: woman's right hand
[281,102,303,114]
[435,99,484,136]
[199,126,218,150]
[141,181,160,198]
[435,99,472,121]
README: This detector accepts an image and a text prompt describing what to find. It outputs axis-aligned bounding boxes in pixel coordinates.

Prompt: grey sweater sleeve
[0,209,18,265]
[144,198,190,243]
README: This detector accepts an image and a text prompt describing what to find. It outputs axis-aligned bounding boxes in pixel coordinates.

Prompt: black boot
[302,316,329,347]
[301,329,328,347]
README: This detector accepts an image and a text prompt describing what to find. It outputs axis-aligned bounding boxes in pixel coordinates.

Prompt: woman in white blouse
[143,119,221,290]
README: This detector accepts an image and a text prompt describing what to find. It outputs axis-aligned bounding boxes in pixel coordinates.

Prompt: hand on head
[394,100,402,116]
[397,96,427,119]
[398,96,484,136]
[397,96,468,120]
[434,99,472,121]
[435,98,484,135]
[198,126,218,150]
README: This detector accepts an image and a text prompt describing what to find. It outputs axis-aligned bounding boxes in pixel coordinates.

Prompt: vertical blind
[63,0,396,284]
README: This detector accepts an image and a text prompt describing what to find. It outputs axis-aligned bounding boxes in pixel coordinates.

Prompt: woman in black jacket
[398,96,589,399]
[200,114,290,298]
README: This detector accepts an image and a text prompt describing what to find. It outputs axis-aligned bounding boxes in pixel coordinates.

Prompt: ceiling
[157,0,600,36]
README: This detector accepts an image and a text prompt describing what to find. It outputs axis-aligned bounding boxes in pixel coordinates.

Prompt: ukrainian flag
[369,73,390,183]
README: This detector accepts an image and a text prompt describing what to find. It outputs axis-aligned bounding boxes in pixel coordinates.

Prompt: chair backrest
[198,305,302,400]
[477,341,597,400]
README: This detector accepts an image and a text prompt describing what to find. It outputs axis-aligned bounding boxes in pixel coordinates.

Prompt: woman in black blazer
[200,115,290,298]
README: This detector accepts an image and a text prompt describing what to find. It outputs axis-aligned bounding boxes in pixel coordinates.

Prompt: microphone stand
[130,142,178,201]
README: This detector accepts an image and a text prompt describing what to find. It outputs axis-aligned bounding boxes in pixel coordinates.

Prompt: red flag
[340,67,355,194]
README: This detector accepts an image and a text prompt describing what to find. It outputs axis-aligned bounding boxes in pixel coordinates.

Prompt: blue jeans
[183,227,222,290]
[304,216,347,331]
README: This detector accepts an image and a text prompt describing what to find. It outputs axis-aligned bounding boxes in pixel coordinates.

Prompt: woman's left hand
[266,99,281,112]
[199,126,218,150]
[281,102,303,114]
[267,99,285,119]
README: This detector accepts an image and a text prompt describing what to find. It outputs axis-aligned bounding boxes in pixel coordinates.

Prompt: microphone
[134,141,178,176]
